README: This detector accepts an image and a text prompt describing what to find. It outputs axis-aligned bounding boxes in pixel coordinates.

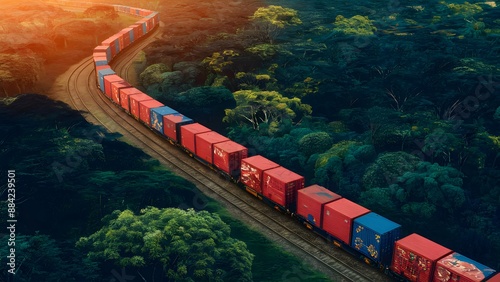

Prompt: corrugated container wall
[103,75,124,98]
[150,106,177,133]
[111,81,131,104]
[94,45,111,61]
[139,100,164,126]
[240,155,280,194]
[163,113,193,142]
[351,212,401,267]
[296,185,341,228]
[180,123,211,154]
[489,274,500,282]
[93,55,108,67]
[97,68,115,91]
[120,88,143,112]
[434,253,496,282]
[213,141,248,177]
[195,131,229,164]
[129,93,153,119]
[391,233,452,282]
[322,198,370,245]
[262,166,304,210]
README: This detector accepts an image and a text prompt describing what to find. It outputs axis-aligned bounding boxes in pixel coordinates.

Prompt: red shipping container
[139,100,164,126]
[262,166,304,209]
[130,24,143,39]
[118,28,131,48]
[434,252,496,282]
[163,113,193,142]
[102,35,119,59]
[94,45,110,61]
[391,233,452,282]
[129,93,153,119]
[93,54,108,67]
[195,131,229,164]
[322,198,370,244]
[103,75,124,98]
[180,123,211,154]
[120,88,143,112]
[489,274,500,282]
[213,141,248,177]
[297,185,342,228]
[240,155,280,194]
[111,81,132,104]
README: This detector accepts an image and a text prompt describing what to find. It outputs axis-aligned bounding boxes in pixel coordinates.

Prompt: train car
[195,131,229,164]
[151,106,177,133]
[351,212,401,268]
[97,67,115,91]
[121,27,135,45]
[119,88,143,112]
[103,75,124,99]
[262,166,304,211]
[322,198,370,245]
[489,273,500,282]
[180,123,211,154]
[163,113,193,142]
[391,233,453,282]
[135,19,148,35]
[92,54,107,64]
[240,155,280,194]
[144,12,159,29]
[434,252,496,282]
[213,140,248,178]
[130,93,153,119]
[110,81,132,104]
[101,34,121,60]
[296,184,342,229]
[93,45,111,62]
[129,24,143,40]
[139,100,164,126]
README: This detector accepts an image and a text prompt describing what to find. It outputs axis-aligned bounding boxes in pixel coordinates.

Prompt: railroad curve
[50,4,393,282]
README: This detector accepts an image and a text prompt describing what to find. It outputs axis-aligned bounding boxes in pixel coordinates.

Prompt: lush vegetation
[140,0,500,269]
[0,94,328,281]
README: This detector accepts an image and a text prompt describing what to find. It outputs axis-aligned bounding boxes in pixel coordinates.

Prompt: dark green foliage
[298,132,333,157]
[159,86,235,130]
[77,207,254,282]
[0,233,98,281]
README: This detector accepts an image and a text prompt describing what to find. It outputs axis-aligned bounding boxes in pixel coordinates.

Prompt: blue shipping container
[351,212,401,267]
[150,106,177,133]
[97,68,116,91]
[94,58,108,67]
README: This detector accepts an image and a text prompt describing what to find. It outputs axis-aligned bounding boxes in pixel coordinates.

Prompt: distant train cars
[75,1,500,281]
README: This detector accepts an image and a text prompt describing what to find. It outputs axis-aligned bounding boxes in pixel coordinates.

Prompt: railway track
[62,19,392,282]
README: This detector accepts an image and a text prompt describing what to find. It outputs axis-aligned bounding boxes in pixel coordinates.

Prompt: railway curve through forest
[49,2,394,281]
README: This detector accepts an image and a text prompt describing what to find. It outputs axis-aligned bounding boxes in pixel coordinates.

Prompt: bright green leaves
[77,207,254,281]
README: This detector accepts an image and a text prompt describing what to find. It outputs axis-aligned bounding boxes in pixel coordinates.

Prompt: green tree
[298,132,333,157]
[224,90,311,134]
[362,151,421,189]
[139,63,170,88]
[249,5,302,44]
[77,207,254,282]
[0,233,98,281]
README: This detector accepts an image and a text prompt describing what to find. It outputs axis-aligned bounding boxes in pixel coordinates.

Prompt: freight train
[56,1,500,281]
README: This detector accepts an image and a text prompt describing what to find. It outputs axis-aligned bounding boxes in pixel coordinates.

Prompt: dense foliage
[141,0,500,269]
[77,207,254,282]
[0,94,329,281]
